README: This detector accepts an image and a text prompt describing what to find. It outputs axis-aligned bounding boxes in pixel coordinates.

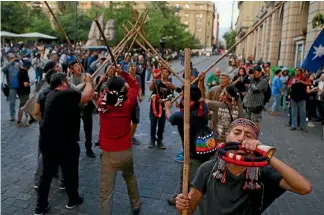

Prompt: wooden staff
[127,21,184,84]
[169,1,285,105]
[182,48,191,215]
[44,1,86,73]
[90,15,145,78]
[128,12,148,50]
[123,24,184,84]
[94,18,117,67]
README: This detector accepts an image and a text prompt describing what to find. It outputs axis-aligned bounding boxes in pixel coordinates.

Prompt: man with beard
[68,59,96,158]
[175,118,312,215]
[35,72,94,215]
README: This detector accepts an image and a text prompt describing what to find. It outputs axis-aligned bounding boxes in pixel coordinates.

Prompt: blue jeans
[271,94,281,113]
[291,100,306,129]
[8,88,17,119]
[146,68,152,81]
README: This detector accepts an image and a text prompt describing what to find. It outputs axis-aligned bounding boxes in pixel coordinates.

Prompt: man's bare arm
[80,74,94,104]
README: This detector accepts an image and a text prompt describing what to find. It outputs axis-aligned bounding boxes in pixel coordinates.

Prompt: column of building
[264,16,272,62]
[260,20,267,61]
[278,2,300,67]
[305,1,324,58]
[268,9,281,65]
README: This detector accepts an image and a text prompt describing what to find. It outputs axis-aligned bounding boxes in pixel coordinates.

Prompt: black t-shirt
[40,89,81,150]
[17,69,30,96]
[37,87,52,120]
[290,81,308,102]
[191,159,285,215]
[169,103,214,161]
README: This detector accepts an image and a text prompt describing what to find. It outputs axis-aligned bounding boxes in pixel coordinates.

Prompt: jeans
[271,94,281,113]
[291,100,306,129]
[8,88,17,119]
[146,68,152,81]
[149,104,166,141]
[100,149,140,215]
[37,143,80,209]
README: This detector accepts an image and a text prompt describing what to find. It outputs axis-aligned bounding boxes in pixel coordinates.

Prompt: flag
[302,28,324,73]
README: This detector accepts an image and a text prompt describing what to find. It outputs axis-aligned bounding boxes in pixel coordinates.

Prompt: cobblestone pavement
[2,56,324,215]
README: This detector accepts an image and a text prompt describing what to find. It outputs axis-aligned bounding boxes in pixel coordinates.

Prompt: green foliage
[1,1,201,50]
[1,2,33,33]
[312,13,324,29]
[223,30,237,51]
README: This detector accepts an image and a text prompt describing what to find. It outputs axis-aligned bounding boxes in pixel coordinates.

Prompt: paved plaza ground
[1,56,324,215]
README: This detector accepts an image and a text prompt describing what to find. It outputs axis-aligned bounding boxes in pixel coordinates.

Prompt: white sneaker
[307,121,315,128]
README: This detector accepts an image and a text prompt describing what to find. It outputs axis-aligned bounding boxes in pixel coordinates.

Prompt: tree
[223,30,237,51]
[1,2,31,33]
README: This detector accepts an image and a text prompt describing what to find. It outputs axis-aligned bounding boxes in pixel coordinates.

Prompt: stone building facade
[235,1,324,68]
[132,1,215,49]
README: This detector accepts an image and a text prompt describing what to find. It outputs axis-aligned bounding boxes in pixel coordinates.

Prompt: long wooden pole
[182,48,191,215]
[169,1,285,104]
[94,19,117,67]
[44,1,86,73]
[123,24,185,84]
[127,21,185,84]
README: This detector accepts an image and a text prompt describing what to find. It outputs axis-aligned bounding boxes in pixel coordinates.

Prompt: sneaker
[34,204,50,215]
[132,137,140,145]
[66,196,83,210]
[34,185,38,189]
[175,155,184,163]
[10,118,15,122]
[59,182,66,190]
[176,151,184,157]
[289,127,297,131]
[132,207,140,214]
[86,149,96,158]
[307,121,315,128]
[148,140,155,148]
[167,194,177,205]
[157,141,166,150]
[17,121,25,127]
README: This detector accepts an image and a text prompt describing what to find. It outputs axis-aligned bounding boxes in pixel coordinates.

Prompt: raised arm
[80,74,94,104]
[120,70,139,105]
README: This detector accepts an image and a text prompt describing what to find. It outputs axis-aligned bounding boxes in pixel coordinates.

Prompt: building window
[200,5,203,9]
[185,4,189,8]
[176,4,179,8]
[185,13,189,17]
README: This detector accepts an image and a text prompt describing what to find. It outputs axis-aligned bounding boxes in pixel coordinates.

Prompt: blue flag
[302,28,324,73]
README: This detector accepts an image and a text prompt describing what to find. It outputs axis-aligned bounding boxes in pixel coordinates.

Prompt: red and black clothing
[98,72,139,152]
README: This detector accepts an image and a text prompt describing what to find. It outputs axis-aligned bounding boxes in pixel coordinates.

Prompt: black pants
[318,101,324,124]
[306,99,318,121]
[37,144,80,208]
[140,72,146,95]
[149,104,166,141]
[81,103,94,150]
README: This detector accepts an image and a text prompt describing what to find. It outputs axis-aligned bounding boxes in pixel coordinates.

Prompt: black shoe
[167,195,176,205]
[34,204,50,215]
[132,207,140,214]
[290,127,297,131]
[157,140,166,150]
[86,149,96,158]
[132,137,140,145]
[148,140,155,148]
[95,142,99,147]
[66,196,83,210]
[59,181,66,190]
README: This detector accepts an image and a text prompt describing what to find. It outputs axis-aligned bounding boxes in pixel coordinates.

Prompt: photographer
[243,66,268,125]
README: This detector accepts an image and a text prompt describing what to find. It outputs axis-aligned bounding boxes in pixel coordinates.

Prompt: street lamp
[160,37,166,59]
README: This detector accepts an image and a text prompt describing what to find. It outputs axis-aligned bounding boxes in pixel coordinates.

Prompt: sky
[214,1,239,39]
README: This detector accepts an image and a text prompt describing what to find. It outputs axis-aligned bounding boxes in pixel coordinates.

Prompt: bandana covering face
[229,118,260,138]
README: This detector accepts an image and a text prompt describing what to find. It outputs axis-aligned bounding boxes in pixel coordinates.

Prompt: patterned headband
[229,118,260,138]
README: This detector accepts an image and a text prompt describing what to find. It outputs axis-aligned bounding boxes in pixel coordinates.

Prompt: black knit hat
[225,85,239,101]
[107,76,126,91]
[44,61,56,74]
[181,85,202,101]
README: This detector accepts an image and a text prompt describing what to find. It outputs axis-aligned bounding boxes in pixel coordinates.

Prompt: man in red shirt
[97,67,141,215]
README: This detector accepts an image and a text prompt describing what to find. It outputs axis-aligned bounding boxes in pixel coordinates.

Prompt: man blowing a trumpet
[176,118,312,215]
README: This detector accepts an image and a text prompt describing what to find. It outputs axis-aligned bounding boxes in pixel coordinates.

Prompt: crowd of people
[1,43,313,215]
